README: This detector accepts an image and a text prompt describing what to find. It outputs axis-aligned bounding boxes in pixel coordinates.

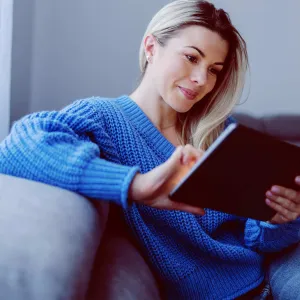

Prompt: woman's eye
[209,68,220,76]
[186,55,198,64]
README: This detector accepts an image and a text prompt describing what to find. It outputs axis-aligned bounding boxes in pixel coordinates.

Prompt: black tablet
[169,123,300,221]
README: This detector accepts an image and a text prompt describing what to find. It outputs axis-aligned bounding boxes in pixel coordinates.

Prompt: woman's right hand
[129,145,205,215]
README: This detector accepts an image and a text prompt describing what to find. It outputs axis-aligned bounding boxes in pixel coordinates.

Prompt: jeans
[269,242,300,300]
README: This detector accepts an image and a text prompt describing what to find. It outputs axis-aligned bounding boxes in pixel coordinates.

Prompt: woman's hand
[129,145,205,215]
[266,176,300,224]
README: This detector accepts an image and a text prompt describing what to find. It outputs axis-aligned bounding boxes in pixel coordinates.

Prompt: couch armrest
[0,174,108,300]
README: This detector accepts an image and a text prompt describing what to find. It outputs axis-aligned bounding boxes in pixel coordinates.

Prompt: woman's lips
[178,86,198,100]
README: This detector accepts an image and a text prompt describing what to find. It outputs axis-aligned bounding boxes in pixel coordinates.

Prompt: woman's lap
[268,242,300,300]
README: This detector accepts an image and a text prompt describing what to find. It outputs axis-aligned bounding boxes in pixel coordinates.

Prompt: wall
[211,0,300,116]
[0,0,13,141]
[10,0,34,123]
[10,0,300,123]
[29,0,169,113]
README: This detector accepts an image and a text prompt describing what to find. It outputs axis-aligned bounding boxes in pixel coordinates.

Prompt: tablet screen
[169,124,300,221]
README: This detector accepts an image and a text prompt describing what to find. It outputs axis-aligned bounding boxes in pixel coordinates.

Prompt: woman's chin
[163,94,195,113]
[171,100,194,113]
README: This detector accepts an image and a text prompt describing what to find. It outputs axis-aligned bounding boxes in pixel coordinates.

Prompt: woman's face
[145,25,229,113]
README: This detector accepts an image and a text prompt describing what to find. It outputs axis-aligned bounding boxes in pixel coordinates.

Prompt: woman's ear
[144,34,157,63]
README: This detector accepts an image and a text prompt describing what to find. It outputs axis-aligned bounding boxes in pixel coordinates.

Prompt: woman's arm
[245,177,300,252]
[0,98,206,214]
[244,218,300,252]
[245,218,300,252]
[0,98,139,208]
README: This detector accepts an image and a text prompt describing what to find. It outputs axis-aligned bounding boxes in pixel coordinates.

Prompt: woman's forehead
[169,25,229,62]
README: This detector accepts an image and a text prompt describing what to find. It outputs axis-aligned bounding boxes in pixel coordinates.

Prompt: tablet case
[169,123,300,221]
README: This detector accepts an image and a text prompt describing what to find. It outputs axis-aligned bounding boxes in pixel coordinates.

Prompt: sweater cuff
[245,218,300,252]
[78,158,140,209]
[244,219,262,249]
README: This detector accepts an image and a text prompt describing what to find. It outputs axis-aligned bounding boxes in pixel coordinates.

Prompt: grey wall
[211,0,300,116]
[10,0,34,123]
[0,0,13,141]
[10,0,300,123]
[29,0,169,112]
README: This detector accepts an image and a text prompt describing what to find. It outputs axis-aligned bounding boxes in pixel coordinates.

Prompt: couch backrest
[233,113,300,146]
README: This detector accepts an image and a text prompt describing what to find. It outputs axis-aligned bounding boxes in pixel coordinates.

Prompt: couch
[0,113,299,300]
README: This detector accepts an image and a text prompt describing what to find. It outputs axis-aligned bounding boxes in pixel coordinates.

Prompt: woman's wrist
[128,172,144,203]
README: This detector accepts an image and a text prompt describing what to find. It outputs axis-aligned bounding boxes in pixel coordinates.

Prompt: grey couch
[0,113,299,300]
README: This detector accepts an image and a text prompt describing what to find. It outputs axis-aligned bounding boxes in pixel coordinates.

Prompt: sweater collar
[115,95,176,160]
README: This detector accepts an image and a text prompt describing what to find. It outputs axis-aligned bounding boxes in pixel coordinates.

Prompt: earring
[146,55,152,63]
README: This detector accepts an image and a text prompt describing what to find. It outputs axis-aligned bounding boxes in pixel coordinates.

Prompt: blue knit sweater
[1,95,299,299]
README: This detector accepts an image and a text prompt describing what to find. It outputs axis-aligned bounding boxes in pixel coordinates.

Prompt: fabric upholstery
[0,174,108,300]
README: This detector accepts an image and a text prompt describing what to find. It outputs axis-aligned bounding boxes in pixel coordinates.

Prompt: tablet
[169,123,300,221]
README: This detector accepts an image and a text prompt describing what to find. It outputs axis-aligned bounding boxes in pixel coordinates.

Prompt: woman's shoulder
[85,95,125,114]
[12,96,123,130]
[80,95,118,109]
[62,95,125,122]
[224,115,237,129]
[82,95,133,130]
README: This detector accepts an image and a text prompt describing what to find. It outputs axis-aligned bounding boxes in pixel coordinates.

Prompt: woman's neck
[129,78,177,132]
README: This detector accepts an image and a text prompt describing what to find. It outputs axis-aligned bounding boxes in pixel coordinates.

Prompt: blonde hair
[139,0,248,150]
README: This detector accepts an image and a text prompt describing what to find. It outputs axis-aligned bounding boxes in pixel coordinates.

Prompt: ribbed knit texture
[1,95,299,299]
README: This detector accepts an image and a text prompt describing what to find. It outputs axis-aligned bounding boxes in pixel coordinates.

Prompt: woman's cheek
[169,56,189,75]
[206,78,218,93]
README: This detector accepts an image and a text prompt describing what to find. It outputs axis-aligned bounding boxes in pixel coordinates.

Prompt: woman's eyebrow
[185,46,224,65]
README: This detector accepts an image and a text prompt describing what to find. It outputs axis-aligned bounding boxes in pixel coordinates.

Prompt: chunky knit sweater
[1,95,299,299]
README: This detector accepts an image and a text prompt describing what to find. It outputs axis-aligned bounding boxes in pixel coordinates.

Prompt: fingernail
[266,198,271,205]
[271,186,280,193]
[296,176,300,183]
[266,191,273,197]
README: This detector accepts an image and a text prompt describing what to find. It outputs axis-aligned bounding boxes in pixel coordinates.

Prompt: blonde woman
[1,0,300,299]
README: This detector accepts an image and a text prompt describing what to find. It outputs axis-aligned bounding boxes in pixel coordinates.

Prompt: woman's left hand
[266,176,300,224]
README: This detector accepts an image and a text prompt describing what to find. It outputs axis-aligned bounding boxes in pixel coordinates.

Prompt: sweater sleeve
[224,115,237,128]
[244,218,300,252]
[0,98,139,208]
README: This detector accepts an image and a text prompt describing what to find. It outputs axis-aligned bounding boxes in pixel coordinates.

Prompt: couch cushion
[233,113,300,146]
[87,227,161,300]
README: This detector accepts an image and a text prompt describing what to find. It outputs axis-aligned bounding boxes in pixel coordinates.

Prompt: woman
[1,0,300,298]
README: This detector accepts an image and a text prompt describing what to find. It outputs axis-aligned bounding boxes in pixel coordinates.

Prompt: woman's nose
[191,68,208,86]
